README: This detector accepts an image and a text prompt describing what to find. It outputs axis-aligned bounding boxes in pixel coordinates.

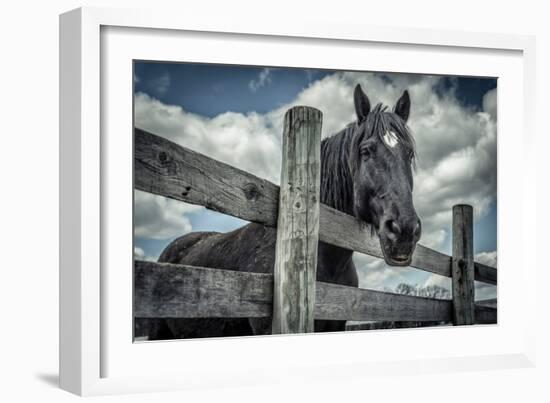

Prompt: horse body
[143,84,420,340]
[152,224,357,338]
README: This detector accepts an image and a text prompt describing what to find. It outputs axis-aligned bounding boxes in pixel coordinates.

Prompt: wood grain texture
[134,129,497,284]
[475,262,497,285]
[135,261,462,322]
[345,322,447,331]
[318,204,454,277]
[476,298,497,308]
[272,106,322,334]
[314,282,452,322]
[452,205,475,325]
[134,127,279,225]
[474,304,497,324]
[134,261,273,318]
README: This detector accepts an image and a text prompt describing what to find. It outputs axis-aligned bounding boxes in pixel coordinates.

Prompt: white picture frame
[59,6,537,396]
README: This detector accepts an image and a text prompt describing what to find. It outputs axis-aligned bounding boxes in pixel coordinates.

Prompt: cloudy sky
[133,61,497,300]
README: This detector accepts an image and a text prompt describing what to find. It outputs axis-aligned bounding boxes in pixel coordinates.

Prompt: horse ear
[394,90,410,122]
[354,84,371,122]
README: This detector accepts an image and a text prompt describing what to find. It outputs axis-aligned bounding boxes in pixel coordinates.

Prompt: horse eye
[360,142,376,158]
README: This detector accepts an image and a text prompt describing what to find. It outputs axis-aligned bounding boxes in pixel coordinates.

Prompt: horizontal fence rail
[134,260,496,324]
[135,128,497,285]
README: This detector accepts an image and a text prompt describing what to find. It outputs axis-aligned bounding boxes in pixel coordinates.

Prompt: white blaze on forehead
[383,130,399,148]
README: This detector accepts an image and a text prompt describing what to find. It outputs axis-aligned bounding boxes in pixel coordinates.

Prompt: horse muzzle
[378,216,421,266]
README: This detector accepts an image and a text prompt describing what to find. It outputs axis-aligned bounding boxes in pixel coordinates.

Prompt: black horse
[145,84,421,339]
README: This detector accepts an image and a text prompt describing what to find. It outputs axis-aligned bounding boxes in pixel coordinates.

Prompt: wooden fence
[134,106,497,333]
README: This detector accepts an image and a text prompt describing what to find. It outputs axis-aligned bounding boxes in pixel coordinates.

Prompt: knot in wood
[243,183,261,201]
[458,258,466,270]
[181,185,191,197]
[158,151,168,163]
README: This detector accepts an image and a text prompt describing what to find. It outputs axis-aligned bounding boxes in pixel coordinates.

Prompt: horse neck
[318,126,356,279]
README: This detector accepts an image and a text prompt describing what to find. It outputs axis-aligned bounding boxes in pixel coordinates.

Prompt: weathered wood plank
[272,106,322,334]
[314,282,452,322]
[134,127,280,225]
[476,298,497,308]
[317,203,454,278]
[134,129,496,284]
[134,261,273,318]
[474,305,497,324]
[345,322,447,331]
[475,262,497,285]
[452,205,475,325]
[344,306,495,331]
[135,261,457,323]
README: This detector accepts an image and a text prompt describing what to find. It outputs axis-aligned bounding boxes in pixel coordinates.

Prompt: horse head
[350,84,421,266]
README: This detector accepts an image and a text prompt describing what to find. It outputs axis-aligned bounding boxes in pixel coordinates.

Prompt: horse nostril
[386,220,401,235]
[414,220,421,237]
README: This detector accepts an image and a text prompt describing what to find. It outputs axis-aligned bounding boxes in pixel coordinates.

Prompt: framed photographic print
[59,6,536,396]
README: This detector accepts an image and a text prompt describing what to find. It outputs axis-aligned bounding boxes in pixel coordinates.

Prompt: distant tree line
[393,283,451,299]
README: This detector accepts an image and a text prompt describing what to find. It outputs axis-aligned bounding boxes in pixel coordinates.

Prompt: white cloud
[134,190,203,240]
[134,246,145,259]
[483,88,497,120]
[475,282,497,301]
[353,252,410,291]
[133,246,158,262]
[424,273,452,290]
[135,92,281,183]
[249,68,272,92]
[475,250,498,267]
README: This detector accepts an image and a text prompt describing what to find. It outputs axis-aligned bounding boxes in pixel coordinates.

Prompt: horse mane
[320,103,416,216]
[320,124,356,215]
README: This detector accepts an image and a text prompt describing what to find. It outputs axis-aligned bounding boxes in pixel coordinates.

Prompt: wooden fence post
[452,204,475,325]
[272,106,322,334]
